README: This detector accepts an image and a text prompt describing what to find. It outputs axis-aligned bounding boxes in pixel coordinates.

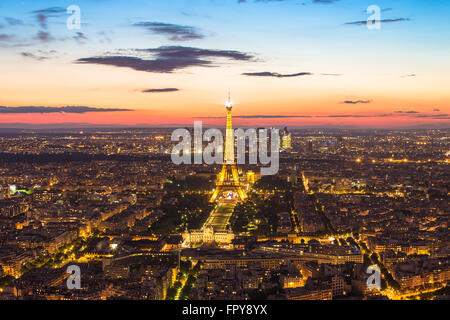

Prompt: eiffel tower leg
[230,164,247,200]
[210,163,226,202]
[230,164,239,183]
[210,188,220,202]
[237,188,247,201]
[219,163,227,183]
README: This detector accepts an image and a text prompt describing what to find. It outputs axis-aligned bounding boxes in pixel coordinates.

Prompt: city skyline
[0,0,449,128]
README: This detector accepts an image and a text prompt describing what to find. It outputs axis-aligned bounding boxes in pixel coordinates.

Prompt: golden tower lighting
[210,94,247,202]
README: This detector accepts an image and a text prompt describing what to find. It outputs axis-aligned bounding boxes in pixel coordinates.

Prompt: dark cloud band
[341,100,371,104]
[199,112,448,119]
[76,46,255,73]
[242,72,312,78]
[141,88,179,93]
[134,22,204,41]
[346,18,410,25]
[0,106,134,114]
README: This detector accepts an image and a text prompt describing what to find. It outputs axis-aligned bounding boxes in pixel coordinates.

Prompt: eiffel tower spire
[226,91,232,110]
[225,93,234,164]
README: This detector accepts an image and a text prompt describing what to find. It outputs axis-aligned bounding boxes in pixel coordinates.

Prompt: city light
[0,0,447,306]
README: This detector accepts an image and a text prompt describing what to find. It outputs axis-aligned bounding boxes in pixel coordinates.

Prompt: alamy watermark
[66,265,81,290]
[367,5,381,30]
[366,264,381,290]
[66,5,81,30]
[171,121,280,175]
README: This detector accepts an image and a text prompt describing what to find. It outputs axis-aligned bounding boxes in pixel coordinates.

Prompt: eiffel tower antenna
[226,91,232,109]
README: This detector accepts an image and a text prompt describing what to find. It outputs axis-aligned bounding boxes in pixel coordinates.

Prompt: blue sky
[0,0,449,127]
[2,0,449,59]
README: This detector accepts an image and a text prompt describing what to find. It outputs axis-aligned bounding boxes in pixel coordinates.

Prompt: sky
[0,0,449,128]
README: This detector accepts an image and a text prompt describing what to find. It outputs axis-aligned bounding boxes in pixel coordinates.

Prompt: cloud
[238,0,285,3]
[314,0,341,4]
[141,46,254,61]
[341,100,371,104]
[325,114,391,118]
[73,32,88,44]
[27,8,66,44]
[0,34,14,41]
[238,0,341,3]
[34,31,55,42]
[200,114,378,119]
[433,109,440,112]
[21,52,48,61]
[76,46,255,73]
[320,73,343,76]
[242,71,312,78]
[412,114,449,119]
[401,74,416,77]
[200,115,312,119]
[200,112,448,119]
[345,18,410,26]
[134,22,204,41]
[32,7,66,29]
[236,115,311,119]
[141,88,179,93]
[394,110,420,114]
[32,7,67,14]
[21,50,57,61]
[237,0,344,5]
[0,106,134,114]
[4,17,23,26]
[361,7,392,13]
[97,31,112,44]
[76,56,208,73]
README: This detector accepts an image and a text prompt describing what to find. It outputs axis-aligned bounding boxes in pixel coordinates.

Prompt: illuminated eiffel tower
[210,94,247,202]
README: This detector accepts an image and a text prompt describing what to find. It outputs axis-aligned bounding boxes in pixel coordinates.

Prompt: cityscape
[0,0,449,303]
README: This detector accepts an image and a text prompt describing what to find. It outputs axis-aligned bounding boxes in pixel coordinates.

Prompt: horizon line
[0,123,449,130]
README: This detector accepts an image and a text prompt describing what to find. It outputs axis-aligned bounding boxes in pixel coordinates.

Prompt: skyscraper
[281,126,292,150]
[307,140,313,153]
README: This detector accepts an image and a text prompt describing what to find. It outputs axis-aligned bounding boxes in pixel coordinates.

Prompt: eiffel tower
[210,94,247,202]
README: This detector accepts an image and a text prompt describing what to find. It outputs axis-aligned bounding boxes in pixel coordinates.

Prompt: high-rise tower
[281,126,292,150]
[210,94,247,202]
